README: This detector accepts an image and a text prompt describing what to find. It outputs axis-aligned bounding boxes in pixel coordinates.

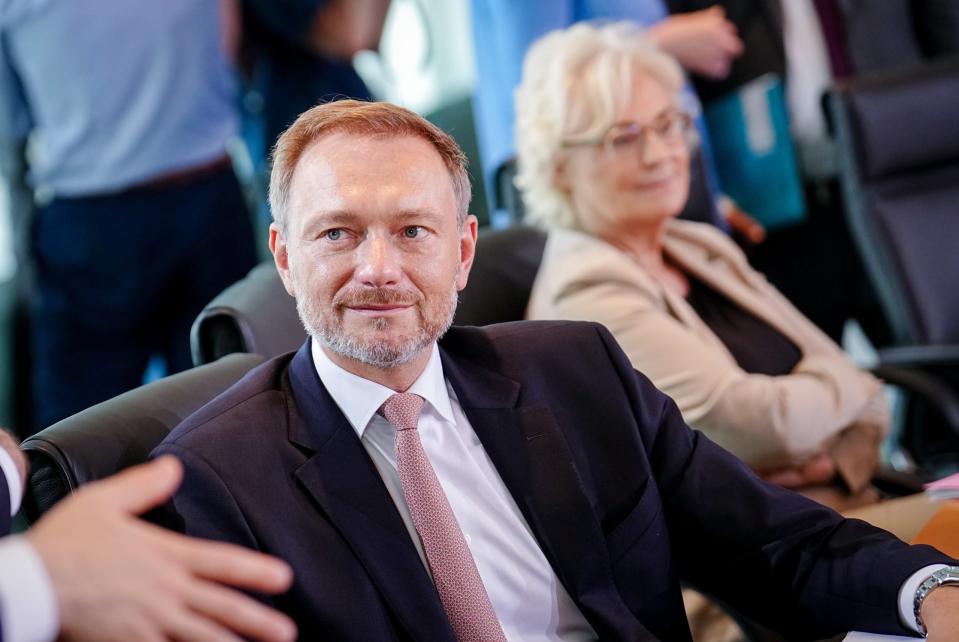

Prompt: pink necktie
[379,393,507,642]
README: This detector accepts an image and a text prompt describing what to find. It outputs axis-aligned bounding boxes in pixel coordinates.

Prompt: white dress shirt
[0,448,59,642]
[311,340,596,641]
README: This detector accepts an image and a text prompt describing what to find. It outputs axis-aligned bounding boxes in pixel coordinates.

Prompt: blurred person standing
[0,0,258,430]
[238,0,390,222]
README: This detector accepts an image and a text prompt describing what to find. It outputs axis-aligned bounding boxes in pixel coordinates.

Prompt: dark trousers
[30,165,257,430]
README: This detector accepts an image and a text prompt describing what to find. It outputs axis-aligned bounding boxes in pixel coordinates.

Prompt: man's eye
[403,226,423,239]
[325,229,343,241]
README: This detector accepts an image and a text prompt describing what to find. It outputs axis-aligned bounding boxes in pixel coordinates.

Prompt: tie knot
[378,393,425,432]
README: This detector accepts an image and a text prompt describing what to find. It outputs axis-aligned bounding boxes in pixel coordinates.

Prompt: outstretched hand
[27,456,297,642]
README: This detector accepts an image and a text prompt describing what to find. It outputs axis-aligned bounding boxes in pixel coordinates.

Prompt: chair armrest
[875,344,959,369]
[871,467,924,496]
[870,364,959,437]
[20,353,264,524]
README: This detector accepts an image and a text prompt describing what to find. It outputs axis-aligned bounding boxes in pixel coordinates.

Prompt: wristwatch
[913,565,959,637]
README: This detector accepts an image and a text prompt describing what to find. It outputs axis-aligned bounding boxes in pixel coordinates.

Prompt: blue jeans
[30,165,257,430]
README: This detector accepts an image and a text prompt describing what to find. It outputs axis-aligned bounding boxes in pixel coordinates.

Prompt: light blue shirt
[0,0,238,196]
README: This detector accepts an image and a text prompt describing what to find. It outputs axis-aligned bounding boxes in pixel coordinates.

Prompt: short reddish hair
[269,99,471,228]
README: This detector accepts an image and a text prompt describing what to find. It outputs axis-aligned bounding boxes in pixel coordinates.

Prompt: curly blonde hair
[514,22,688,230]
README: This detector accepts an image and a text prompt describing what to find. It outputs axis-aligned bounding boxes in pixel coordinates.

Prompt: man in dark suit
[0,431,295,642]
[155,99,959,640]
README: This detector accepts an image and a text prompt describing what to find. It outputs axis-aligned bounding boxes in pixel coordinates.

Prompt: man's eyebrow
[393,208,445,223]
[300,210,357,236]
[298,208,449,237]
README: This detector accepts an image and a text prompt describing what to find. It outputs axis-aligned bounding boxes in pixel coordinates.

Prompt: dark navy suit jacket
[155,321,950,640]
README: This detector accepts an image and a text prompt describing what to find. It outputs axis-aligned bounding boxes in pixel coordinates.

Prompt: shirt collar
[311,339,456,438]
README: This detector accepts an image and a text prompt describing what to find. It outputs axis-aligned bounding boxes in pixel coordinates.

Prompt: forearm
[603,320,941,637]
[695,354,881,468]
[668,436,950,636]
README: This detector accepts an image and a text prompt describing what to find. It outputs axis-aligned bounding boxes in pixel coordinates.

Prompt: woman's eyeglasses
[562,110,693,158]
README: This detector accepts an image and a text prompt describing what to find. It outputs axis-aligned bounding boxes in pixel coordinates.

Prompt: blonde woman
[520,22,887,509]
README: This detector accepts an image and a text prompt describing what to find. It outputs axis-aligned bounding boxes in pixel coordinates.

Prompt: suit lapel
[664,232,810,349]
[285,343,455,642]
[440,346,654,640]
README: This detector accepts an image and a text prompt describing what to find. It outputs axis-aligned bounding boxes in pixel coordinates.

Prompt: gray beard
[295,284,459,369]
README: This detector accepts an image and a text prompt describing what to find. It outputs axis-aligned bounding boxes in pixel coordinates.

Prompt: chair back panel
[831,57,959,345]
[454,226,547,326]
[21,353,264,522]
[866,166,959,344]
[843,62,959,181]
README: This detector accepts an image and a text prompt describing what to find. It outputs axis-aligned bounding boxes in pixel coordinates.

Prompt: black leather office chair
[191,261,305,366]
[830,56,959,475]
[20,353,264,523]
[455,226,547,326]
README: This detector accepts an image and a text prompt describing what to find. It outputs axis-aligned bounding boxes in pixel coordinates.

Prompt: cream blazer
[527,221,888,475]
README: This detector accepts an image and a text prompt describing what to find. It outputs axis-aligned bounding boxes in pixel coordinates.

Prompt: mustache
[334,288,419,308]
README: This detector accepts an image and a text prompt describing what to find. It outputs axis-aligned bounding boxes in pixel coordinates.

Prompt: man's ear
[269,223,296,297]
[455,214,479,291]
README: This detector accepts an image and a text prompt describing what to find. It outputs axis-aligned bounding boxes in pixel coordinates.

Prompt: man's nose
[355,235,402,287]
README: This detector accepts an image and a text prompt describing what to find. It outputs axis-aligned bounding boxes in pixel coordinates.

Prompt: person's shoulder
[444,320,612,359]
[543,227,625,264]
[442,322,657,406]
[537,226,655,293]
[159,352,295,451]
[665,219,748,263]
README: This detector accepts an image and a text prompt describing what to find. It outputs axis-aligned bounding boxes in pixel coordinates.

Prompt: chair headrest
[455,226,547,326]
[834,56,959,180]
[191,261,305,365]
